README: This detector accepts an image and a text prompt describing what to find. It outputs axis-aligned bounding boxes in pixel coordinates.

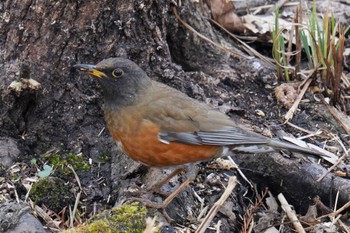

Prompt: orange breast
[104,109,222,167]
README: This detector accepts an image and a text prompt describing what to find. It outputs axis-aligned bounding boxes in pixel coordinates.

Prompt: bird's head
[74,57,151,108]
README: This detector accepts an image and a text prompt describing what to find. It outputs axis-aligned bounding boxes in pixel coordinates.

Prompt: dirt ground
[1,0,350,232]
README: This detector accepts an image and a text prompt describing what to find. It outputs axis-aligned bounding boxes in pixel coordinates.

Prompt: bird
[74,57,322,213]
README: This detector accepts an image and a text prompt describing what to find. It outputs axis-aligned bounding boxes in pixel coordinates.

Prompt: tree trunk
[1,0,349,230]
[1,0,248,160]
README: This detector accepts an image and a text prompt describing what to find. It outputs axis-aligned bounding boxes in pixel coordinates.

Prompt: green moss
[11,174,20,180]
[98,154,111,163]
[41,152,90,177]
[63,203,150,233]
[66,153,91,171]
[29,177,74,212]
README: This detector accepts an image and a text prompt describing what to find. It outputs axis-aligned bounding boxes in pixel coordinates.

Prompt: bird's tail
[230,138,336,163]
[267,139,320,156]
[230,139,320,156]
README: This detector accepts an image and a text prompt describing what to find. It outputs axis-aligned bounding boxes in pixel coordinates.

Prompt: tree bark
[234,153,350,213]
[1,0,349,229]
[0,0,248,159]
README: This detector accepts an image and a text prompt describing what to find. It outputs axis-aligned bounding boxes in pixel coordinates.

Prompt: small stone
[0,137,20,167]
[255,109,265,117]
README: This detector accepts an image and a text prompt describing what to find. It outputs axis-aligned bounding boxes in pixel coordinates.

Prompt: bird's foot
[127,185,171,199]
[129,197,174,223]
[128,178,192,223]
[127,168,184,197]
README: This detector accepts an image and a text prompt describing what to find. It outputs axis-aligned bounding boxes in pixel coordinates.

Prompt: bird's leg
[128,168,184,197]
[157,177,192,207]
[148,168,184,196]
[131,177,192,208]
[129,164,197,222]
[160,164,197,208]
[130,177,193,223]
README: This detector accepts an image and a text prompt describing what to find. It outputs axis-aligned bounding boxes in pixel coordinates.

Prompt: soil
[0,0,349,232]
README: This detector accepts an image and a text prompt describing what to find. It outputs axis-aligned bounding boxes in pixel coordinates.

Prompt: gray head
[74,58,151,108]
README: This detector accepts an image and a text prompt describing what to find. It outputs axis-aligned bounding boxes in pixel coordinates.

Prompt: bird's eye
[112,68,124,78]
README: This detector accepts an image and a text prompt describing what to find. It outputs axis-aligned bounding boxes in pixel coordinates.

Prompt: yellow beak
[74,64,107,78]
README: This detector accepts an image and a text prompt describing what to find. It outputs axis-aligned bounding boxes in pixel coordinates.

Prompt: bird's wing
[140,82,269,146]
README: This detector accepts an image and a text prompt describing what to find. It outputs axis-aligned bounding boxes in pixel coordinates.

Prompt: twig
[325,104,350,136]
[267,0,291,14]
[97,127,105,137]
[70,191,81,228]
[143,217,162,233]
[338,219,350,233]
[208,18,275,68]
[67,164,82,227]
[317,199,350,220]
[24,183,33,202]
[297,131,323,140]
[284,77,313,122]
[286,121,322,136]
[34,204,55,225]
[193,186,208,221]
[228,156,253,188]
[334,190,340,219]
[278,193,306,233]
[173,7,249,60]
[242,2,300,15]
[215,220,221,233]
[67,164,82,190]
[10,182,20,203]
[295,5,302,79]
[317,135,348,182]
[317,153,346,182]
[197,206,209,221]
[241,188,269,232]
[332,200,350,218]
[195,176,237,233]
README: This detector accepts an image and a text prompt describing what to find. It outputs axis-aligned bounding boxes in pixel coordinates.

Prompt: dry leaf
[207,0,244,32]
